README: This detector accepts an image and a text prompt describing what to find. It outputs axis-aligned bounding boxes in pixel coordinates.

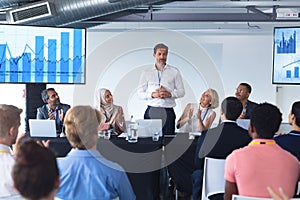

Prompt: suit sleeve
[36,107,47,119]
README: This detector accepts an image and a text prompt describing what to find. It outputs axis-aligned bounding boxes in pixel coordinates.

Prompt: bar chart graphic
[0,25,86,83]
[273,27,300,84]
[285,65,299,78]
[276,31,296,54]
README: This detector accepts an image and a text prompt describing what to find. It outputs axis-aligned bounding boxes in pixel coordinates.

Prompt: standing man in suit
[192,97,252,200]
[36,88,70,136]
[235,82,258,119]
[138,43,185,135]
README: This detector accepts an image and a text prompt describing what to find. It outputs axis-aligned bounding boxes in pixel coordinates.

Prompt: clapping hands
[48,109,64,121]
[196,109,202,120]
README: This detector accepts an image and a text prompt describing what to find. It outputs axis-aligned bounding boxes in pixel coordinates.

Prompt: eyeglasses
[236,88,246,93]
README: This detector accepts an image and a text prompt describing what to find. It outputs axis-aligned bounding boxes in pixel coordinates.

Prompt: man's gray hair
[154,43,168,54]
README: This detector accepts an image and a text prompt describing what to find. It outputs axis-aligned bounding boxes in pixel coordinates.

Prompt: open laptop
[29,119,57,137]
[135,119,163,138]
[236,119,250,130]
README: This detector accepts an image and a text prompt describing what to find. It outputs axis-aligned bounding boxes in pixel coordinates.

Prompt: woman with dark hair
[12,139,59,200]
[275,101,300,160]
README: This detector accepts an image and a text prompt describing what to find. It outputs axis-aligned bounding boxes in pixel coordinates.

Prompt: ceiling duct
[6,0,55,24]
[0,0,36,10]
[23,0,166,27]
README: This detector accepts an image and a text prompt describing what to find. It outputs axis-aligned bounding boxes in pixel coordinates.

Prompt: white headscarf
[96,88,115,119]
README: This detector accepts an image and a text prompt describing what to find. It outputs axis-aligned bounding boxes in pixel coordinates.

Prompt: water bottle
[127,115,138,143]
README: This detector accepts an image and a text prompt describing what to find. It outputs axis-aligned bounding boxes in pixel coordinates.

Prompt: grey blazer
[36,103,71,134]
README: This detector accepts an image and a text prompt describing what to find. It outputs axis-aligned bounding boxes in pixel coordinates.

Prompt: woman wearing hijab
[176,88,219,132]
[95,88,126,134]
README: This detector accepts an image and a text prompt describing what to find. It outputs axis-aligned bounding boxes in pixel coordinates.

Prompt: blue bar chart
[0,25,86,83]
[273,27,300,84]
[277,31,296,54]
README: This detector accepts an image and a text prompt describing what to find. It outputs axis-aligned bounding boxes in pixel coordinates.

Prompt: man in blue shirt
[56,105,135,200]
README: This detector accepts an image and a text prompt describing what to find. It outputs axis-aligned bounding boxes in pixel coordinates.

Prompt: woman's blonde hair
[208,88,219,109]
[64,105,102,149]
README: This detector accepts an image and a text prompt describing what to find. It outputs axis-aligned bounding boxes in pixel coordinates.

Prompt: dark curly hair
[250,103,282,139]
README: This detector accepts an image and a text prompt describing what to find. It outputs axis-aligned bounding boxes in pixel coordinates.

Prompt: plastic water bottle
[127,115,138,143]
[130,115,134,123]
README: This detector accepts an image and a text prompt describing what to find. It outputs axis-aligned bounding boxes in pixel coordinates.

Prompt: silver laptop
[135,119,163,138]
[29,119,57,137]
[236,119,250,130]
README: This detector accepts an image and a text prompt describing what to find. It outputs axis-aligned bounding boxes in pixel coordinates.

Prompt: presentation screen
[273,27,300,84]
[0,24,86,84]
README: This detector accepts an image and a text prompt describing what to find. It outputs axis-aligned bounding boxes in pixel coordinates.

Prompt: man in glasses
[37,88,71,136]
[235,82,258,119]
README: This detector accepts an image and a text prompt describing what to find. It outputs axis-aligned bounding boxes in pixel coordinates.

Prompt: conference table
[31,136,72,157]
[97,135,163,200]
[32,132,199,200]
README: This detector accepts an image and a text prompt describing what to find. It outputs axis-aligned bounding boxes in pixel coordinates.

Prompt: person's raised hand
[267,186,290,200]
[48,109,55,120]
[100,123,110,131]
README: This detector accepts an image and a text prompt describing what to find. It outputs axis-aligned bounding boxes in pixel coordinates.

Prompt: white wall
[53,25,300,124]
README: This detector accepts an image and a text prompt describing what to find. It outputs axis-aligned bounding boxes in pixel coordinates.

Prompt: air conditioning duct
[6,0,55,24]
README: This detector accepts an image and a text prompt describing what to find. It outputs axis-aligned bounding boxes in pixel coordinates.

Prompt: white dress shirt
[138,64,185,108]
[0,144,19,198]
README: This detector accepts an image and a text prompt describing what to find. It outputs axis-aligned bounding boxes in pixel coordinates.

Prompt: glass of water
[103,130,111,140]
[152,131,159,142]
[128,123,138,143]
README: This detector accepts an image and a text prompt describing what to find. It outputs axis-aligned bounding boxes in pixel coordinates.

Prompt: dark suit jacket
[275,130,300,161]
[245,100,258,119]
[195,121,252,169]
[36,103,71,134]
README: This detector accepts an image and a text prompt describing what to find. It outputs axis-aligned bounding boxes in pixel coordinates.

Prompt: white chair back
[201,157,226,200]
[232,195,270,200]
[232,194,300,200]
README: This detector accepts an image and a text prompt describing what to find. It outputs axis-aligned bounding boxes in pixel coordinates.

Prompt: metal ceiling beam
[148,1,300,9]
[85,12,300,22]
[81,1,300,25]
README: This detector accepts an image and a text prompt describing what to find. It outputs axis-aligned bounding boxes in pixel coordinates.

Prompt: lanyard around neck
[0,149,10,154]
[248,141,276,145]
[199,104,209,121]
[157,70,162,86]
[202,108,209,121]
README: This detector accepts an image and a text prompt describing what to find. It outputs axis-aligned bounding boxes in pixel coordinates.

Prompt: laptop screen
[29,119,57,137]
[135,119,163,138]
[236,119,250,130]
